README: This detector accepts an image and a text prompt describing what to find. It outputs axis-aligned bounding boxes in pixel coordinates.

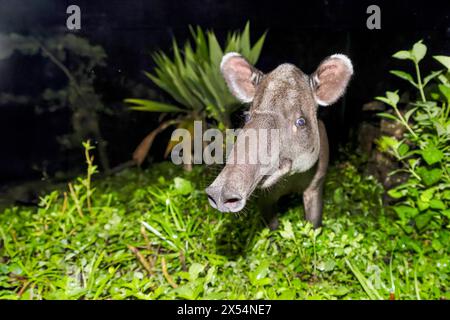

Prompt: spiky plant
[125,22,266,165]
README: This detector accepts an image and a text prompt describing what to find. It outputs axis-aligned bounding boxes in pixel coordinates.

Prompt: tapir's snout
[205,185,246,213]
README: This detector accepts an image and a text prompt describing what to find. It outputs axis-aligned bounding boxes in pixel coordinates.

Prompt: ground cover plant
[0,142,448,299]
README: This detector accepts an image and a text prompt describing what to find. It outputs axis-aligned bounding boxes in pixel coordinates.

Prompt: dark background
[0,0,449,186]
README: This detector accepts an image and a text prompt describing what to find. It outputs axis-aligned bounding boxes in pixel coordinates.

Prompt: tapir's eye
[244,112,251,123]
[295,117,306,127]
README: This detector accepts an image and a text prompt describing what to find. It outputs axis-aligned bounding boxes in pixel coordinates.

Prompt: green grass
[0,157,449,299]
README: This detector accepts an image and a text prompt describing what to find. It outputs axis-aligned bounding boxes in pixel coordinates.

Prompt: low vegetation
[0,143,448,299]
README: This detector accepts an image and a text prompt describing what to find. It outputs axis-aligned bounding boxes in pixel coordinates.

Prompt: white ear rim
[312,53,353,106]
[330,53,354,75]
[315,96,330,106]
[220,52,254,103]
[220,52,242,72]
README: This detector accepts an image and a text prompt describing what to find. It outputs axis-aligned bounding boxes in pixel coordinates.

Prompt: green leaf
[420,188,435,203]
[393,205,419,219]
[423,70,444,86]
[249,261,271,286]
[278,289,296,300]
[392,50,412,60]
[188,263,205,281]
[329,287,350,297]
[412,40,427,63]
[433,55,450,70]
[345,260,383,300]
[429,199,445,210]
[421,146,444,165]
[386,91,400,105]
[417,198,430,211]
[404,107,418,122]
[333,187,345,204]
[239,22,251,57]
[376,136,398,152]
[442,209,450,218]
[442,190,450,200]
[388,188,405,199]
[415,212,433,230]
[173,177,193,195]
[248,32,267,64]
[279,220,295,240]
[141,221,179,250]
[417,167,443,186]
[408,158,419,169]
[437,73,450,86]
[174,283,203,299]
[438,84,450,102]
[377,112,399,122]
[125,99,184,113]
[317,259,336,272]
[376,91,400,108]
[398,143,410,156]
[207,31,223,66]
[390,70,417,87]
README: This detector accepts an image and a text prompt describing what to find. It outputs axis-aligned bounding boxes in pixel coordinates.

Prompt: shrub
[0,33,111,171]
[376,40,450,234]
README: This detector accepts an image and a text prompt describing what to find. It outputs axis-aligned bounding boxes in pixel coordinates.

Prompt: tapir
[205,52,353,228]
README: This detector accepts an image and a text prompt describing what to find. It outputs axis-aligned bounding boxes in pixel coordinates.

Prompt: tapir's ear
[310,54,353,106]
[220,52,263,103]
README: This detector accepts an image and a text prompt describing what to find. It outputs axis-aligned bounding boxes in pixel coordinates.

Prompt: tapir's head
[206,53,353,212]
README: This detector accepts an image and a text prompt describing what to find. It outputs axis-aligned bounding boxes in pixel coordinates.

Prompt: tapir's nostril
[222,193,245,212]
[207,194,218,209]
[205,186,219,209]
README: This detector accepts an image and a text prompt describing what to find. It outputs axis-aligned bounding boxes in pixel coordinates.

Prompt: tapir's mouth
[222,196,246,213]
[258,174,269,186]
[260,158,293,189]
[206,160,291,213]
[206,174,264,213]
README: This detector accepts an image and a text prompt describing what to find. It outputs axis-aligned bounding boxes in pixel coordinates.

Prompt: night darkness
[0,0,449,187]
